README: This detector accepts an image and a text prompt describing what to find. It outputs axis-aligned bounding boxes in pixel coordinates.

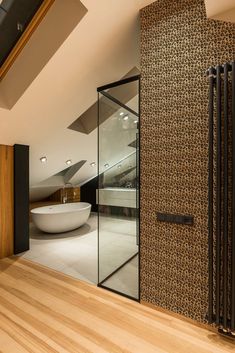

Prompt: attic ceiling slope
[0,0,55,82]
[0,0,149,190]
[0,0,87,109]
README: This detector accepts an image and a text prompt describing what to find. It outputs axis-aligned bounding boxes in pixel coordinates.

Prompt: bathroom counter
[97,188,137,208]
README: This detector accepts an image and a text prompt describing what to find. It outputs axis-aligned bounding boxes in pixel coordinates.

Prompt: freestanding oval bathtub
[31,202,91,234]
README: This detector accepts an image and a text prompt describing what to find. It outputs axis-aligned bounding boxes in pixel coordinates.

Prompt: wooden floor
[0,258,234,353]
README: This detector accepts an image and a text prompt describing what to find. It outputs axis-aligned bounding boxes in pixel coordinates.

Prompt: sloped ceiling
[205,0,235,23]
[0,0,152,197]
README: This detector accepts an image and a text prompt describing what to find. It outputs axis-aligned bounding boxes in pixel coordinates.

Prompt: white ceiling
[1,0,228,200]
[205,0,235,23]
[0,0,153,196]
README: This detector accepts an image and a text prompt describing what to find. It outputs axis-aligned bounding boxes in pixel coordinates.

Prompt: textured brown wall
[140,0,235,322]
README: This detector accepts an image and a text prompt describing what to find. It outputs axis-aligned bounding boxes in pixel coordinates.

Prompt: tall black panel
[80,176,98,212]
[14,144,29,254]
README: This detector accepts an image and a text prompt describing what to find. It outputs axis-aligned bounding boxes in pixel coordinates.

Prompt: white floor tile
[18,213,138,297]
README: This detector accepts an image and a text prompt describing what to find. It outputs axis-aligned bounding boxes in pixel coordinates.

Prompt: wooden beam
[0,0,55,81]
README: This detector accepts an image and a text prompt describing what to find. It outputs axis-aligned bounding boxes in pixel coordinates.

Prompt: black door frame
[97,74,141,302]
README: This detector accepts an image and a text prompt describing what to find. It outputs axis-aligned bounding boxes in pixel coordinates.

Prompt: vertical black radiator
[207,62,235,338]
[232,62,235,333]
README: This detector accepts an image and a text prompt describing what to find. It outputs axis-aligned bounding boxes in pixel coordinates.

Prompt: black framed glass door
[97,75,140,300]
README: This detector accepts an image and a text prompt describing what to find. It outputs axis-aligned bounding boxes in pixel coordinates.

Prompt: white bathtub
[31,202,91,234]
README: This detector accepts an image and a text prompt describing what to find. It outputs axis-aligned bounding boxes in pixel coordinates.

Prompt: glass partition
[98,76,140,300]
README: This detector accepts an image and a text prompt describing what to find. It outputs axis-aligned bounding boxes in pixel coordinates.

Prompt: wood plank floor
[0,257,234,353]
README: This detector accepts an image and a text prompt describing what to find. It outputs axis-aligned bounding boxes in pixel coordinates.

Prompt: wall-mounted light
[123,114,129,121]
[90,162,96,167]
[40,156,47,163]
[104,163,109,168]
[66,159,72,165]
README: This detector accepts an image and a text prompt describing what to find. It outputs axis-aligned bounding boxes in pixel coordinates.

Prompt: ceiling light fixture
[118,165,122,169]
[17,22,23,32]
[66,159,72,165]
[40,156,47,163]
[90,162,96,167]
[134,119,138,124]
[123,114,129,121]
[104,163,109,168]
[119,112,124,116]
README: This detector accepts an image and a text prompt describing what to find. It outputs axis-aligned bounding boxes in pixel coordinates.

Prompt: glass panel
[103,78,139,113]
[98,77,139,300]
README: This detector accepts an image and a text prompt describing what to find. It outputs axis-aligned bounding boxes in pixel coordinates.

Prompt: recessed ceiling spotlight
[119,112,124,116]
[134,119,138,124]
[40,156,47,163]
[66,159,72,165]
[118,165,122,169]
[104,163,109,168]
[90,162,96,167]
[123,114,129,121]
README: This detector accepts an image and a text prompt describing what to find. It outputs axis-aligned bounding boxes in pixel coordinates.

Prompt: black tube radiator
[207,62,235,338]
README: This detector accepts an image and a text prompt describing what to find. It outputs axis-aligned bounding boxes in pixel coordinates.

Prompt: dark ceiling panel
[0,0,44,67]
[0,9,7,25]
[128,138,139,149]
[68,67,140,135]
[1,0,14,12]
